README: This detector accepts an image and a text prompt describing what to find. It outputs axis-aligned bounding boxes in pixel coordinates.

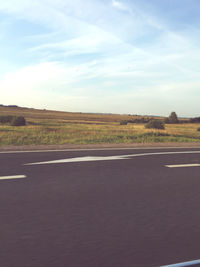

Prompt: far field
[0,106,200,146]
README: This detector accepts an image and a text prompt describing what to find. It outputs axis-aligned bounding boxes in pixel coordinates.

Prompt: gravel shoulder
[1,142,200,152]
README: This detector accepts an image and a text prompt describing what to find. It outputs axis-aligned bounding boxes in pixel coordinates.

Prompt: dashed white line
[0,175,26,180]
[166,164,200,168]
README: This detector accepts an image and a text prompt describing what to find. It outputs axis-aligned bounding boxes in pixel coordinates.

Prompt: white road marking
[161,258,200,266]
[25,156,129,165]
[166,164,200,168]
[0,175,26,180]
[126,150,200,158]
[25,150,200,165]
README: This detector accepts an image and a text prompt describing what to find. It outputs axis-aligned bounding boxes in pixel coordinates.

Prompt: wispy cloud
[112,0,130,12]
[29,29,123,57]
[0,0,200,116]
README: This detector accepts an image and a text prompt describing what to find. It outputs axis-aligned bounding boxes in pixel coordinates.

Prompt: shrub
[120,120,128,125]
[164,118,170,123]
[141,132,170,137]
[11,116,26,126]
[197,128,200,132]
[145,120,165,130]
[190,117,200,123]
[128,117,151,124]
[0,115,14,124]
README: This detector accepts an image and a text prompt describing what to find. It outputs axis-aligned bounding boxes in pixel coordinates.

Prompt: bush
[11,116,26,126]
[128,117,151,124]
[197,128,200,132]
[190,117,200,123]
[120,120,128,125]
[145,120,165,130]
[164,118,170,123]
[0,115,14,124]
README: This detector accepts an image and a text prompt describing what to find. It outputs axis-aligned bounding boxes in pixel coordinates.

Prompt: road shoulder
[1,142,200,152]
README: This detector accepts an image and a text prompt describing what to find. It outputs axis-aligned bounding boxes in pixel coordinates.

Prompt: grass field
[0,106,200,146]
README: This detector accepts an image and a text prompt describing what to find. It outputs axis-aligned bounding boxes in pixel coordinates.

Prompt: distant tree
[168,112,179,124]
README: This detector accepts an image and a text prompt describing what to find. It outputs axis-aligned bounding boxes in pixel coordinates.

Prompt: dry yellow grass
[0,106,139,123]
[0,106,199,146]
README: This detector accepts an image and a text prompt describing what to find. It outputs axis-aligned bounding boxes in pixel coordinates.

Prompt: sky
[0,0,200,117]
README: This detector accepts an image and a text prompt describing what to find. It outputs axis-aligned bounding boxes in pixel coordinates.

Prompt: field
[0,106,200,146]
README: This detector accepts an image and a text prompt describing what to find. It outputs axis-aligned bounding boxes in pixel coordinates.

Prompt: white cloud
[112,0,129,11]
[29,28,123,57]
[0,61,96,91]
[0,0,200,116]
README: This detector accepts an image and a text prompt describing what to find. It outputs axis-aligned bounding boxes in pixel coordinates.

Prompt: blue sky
[0,0,200,116]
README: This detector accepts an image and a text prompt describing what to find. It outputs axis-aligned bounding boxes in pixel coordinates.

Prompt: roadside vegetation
[0,106,200,146]
[0,115,26,126]
[145,120,165,130]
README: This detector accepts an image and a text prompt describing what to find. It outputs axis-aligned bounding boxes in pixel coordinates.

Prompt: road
[0,147,200,267]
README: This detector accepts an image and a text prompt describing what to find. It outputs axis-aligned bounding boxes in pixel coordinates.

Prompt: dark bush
[0,115,14,124]
[141,132,170,137]
[190,117,200,123]
[128,117,151,124]
[164,118,170,123]
[197,128,200,132]
[145,120,165,130]
[120,120,128,125]
[11,116,26,126]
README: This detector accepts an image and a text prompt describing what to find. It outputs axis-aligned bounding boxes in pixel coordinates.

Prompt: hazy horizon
[0,0,200,117]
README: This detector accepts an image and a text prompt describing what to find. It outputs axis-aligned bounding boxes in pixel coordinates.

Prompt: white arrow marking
[25,156,129,165]
[0,175,26,180]
[24,151,200,166]
[166,164,200,168]
[160,258,200,266]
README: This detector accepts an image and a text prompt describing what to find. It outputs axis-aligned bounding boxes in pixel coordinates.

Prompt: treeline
[0,115,26,126]
[120,117,151,125]
[0,104,19,108]
[120,112,200,126]
[189,117,200,123]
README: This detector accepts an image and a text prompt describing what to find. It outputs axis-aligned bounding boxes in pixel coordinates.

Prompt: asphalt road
[1,147,200,267]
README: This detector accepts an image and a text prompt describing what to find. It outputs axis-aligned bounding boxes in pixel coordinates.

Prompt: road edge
[1,142,200,152]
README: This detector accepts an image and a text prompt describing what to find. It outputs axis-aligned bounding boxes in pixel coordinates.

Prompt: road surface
[1,147,200,267]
